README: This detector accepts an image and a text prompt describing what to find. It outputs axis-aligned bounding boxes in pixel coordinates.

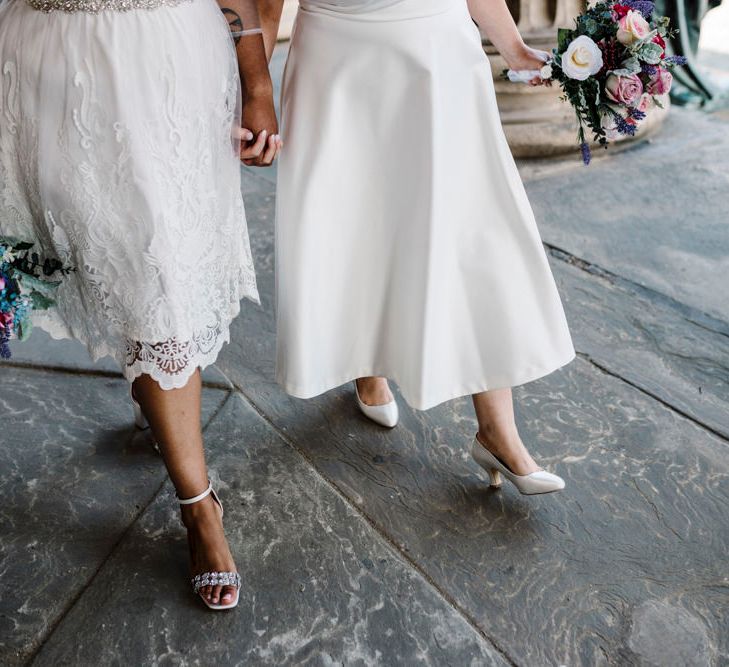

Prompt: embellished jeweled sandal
[178,481,241,611]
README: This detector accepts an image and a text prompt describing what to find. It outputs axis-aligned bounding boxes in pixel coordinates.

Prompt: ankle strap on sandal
[178,481,212,506]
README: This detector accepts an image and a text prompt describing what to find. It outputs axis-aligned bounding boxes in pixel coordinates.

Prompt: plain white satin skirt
[0,0,258,389]
[276,0,575,410]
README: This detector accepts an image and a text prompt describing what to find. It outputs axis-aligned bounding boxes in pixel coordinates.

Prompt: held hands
[238,89,282,166]
[505,45,552,86]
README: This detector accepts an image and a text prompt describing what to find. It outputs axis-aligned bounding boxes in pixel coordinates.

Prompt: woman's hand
[504,45,552,86]
[239,89,282,166]
[467,0,551,86]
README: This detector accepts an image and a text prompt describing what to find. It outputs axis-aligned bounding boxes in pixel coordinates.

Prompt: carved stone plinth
[485,0,669,158]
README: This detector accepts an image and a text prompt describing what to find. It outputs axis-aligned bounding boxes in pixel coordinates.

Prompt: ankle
[180,496,219,526]
[477,427,517,447]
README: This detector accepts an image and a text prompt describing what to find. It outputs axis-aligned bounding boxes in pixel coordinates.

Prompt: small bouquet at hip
[544,0,686,164]
[0,237,73,358]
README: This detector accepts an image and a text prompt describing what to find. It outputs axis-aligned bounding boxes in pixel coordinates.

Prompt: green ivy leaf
[584,18,599,35]
[0,236,33,251]
[30,291,56,311]
[17,273,61,296]
[558,28,572,51]
[17,319,32,342]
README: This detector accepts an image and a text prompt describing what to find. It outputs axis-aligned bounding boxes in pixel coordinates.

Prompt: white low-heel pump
[354,381,399,428]
[471,436,565,495]
[130,388,149,430]
[179,481,241,611]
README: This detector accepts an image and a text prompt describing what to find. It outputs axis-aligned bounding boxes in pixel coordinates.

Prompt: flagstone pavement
[1,45,728,666]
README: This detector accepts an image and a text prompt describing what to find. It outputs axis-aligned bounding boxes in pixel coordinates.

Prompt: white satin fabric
[276,0,575,410]
[0,0,258,389]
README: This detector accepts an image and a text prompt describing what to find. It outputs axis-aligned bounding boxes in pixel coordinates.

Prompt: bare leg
[355,376,394,406]
[133,370,237,606]
[472,388,539,476]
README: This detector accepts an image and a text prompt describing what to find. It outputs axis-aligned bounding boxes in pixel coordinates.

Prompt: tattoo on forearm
[222,8,244,44]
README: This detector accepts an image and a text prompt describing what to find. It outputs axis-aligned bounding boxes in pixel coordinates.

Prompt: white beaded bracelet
[231,28,264,38]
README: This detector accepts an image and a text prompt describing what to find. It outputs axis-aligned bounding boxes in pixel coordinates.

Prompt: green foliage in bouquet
[0,237,74,356]
[549,0,685,163]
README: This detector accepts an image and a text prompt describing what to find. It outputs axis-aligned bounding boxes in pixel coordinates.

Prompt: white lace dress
[0,0,259,389]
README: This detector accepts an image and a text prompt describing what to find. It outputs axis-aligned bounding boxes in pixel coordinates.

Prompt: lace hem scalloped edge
[30,288,257,390]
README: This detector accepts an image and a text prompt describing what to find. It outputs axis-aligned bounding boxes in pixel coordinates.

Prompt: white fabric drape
[275,0,575,409]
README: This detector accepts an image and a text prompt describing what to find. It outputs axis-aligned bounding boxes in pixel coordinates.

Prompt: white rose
[561,35,604,81]
[540,63,553,79]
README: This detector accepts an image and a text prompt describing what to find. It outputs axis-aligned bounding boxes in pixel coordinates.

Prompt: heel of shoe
[487,468,502,488]
[132,401,148,430]
[130,388,149,430]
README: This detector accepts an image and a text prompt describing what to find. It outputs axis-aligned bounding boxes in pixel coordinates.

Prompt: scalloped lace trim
[33,293,248,390]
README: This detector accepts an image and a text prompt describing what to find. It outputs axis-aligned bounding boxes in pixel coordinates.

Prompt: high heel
[471,436,565,495]
[130,387,148,430]
[354,381,399,428]
[179,481,241,611]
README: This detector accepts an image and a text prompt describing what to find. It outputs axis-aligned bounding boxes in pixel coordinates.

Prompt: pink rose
[605,73,644,106]
[616,9,651,45]
[636,93,653,114]
[0,276,5,291]
[652,33,666,57]
[0,311,13,330]
[647,67,672,95]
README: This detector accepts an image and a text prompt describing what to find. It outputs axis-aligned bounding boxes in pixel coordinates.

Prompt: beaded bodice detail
[24,0,191,12]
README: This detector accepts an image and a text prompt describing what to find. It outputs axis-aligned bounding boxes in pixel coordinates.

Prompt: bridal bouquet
[542,0,685,163]
[0,238,73,358]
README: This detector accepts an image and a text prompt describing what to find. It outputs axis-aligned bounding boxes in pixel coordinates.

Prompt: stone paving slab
[552,252,729,440]
[32,393,505,667]
[0,367,230,666]
[217,355,729,665]
[215,185,729,664]
[522,107,729,322]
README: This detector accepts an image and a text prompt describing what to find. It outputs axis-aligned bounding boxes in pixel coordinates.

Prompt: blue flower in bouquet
[0,237,73,358]
[0,267,22,358]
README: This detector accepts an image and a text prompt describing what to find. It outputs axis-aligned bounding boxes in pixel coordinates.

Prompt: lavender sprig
[622,0,655,18]
[612,110,638,136]
[627,107,646,121]
[0,332,10,359]
[580,142,592,165]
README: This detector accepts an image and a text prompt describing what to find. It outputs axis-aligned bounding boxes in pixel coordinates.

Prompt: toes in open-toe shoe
[191,571,241,611]
[179,482,241,611]
[471,436,565,495]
